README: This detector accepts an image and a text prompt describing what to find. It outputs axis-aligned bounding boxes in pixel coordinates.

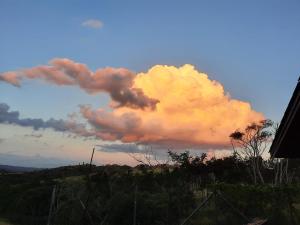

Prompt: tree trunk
[251,159,257,185]
[256,158,265,184]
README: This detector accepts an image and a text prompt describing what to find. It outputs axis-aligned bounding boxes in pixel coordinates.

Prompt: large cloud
[1,61,264,149]
[0,58,159,110]
[80,64,264,149]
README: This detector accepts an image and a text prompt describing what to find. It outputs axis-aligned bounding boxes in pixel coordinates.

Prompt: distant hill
[0,164,42,173]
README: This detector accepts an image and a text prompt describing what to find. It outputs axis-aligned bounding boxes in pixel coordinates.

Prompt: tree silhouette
[229,120,273,184]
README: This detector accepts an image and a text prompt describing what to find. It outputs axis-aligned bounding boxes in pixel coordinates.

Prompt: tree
[229,120,273,184]
[168,151,207,171]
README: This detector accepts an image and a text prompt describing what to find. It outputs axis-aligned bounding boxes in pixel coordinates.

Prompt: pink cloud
[0,58,159,110]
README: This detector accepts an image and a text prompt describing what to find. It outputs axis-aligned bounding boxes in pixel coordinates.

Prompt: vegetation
[1,120,300,225]
[0,152,300,225]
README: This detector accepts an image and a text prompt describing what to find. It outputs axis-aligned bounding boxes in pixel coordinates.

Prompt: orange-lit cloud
[1,61,264,149]
[0,58,159,110]
[0,72,20,86]
[81,64,264,149]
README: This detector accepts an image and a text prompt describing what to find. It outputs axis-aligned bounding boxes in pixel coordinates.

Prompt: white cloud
[82,19,103,29]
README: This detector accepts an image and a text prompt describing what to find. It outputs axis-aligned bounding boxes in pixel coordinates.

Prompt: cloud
[82,19,103,29]
[0,58,159,110]
[0,61,264,150]
[24,133,43,138]
[98,143,144,153]
[0,72,20,86]
[0,103,92,137]
[80,64,264,149]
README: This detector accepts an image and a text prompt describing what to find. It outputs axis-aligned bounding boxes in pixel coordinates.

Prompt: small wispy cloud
[24,133,43,138]
[81,19,103,29]
[98,143,145,153]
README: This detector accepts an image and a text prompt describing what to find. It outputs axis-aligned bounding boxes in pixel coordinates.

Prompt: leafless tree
[230,120,274,184]
[128,145,170,168]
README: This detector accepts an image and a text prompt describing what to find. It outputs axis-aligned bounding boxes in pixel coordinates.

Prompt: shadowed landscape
[1,150,300,225]
[1,1,300,224]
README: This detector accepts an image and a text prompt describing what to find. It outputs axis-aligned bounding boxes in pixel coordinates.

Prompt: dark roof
[269,78,300,158]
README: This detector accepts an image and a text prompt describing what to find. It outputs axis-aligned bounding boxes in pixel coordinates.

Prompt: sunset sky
[1,0,300,167]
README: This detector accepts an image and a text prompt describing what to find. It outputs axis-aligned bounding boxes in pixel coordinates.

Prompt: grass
[54,175,85,183]
[0,218,13,225]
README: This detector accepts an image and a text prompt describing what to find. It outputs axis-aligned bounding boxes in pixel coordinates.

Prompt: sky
[0,0,300,167]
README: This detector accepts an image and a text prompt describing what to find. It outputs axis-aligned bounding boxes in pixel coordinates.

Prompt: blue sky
[1,0,300,166]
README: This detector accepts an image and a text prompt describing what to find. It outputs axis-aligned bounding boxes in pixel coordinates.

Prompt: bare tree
[230,120,273,184]
[128,145,170,168]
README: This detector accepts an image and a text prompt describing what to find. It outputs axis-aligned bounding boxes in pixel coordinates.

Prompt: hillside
[0,165,42,173]
[0,154,300,225]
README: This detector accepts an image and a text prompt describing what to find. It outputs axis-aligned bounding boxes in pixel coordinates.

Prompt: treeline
[1,152,300,225]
